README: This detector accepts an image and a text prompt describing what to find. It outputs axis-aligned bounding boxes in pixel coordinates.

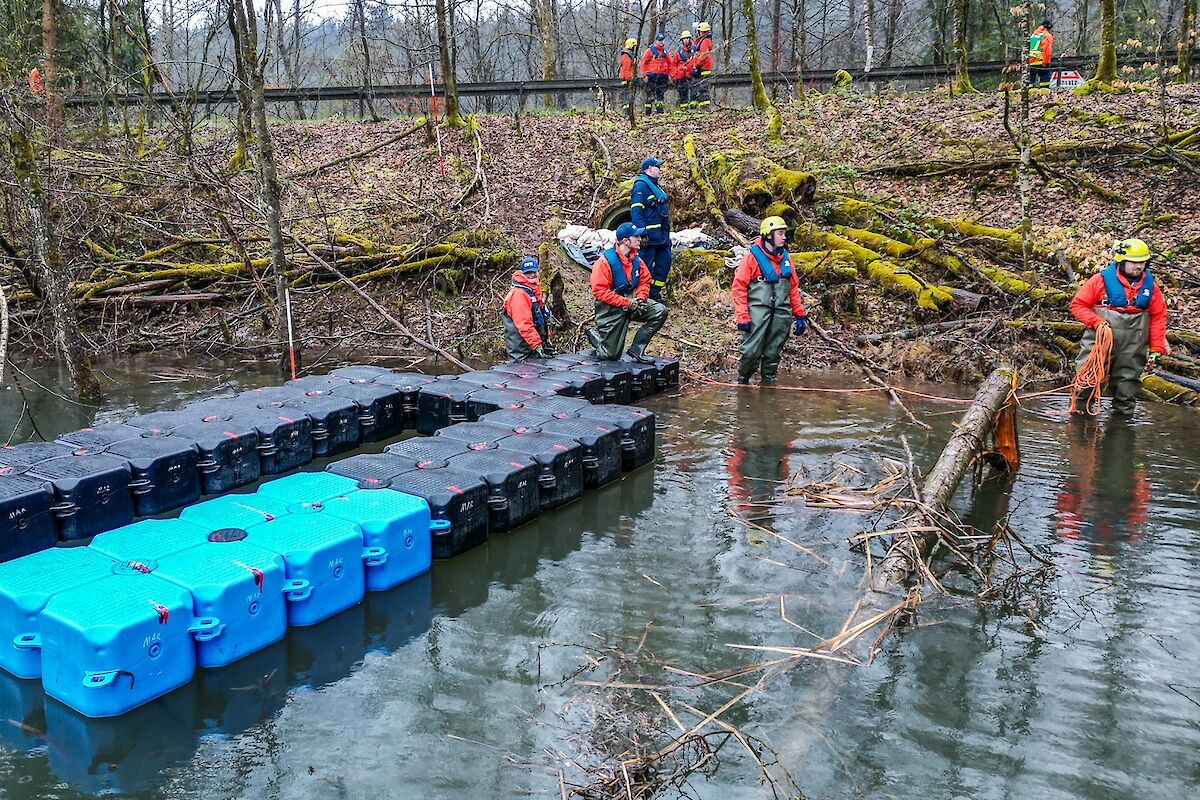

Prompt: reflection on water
[0,359,1198,800]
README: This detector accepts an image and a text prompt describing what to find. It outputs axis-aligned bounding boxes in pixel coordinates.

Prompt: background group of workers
[502,158,1169,416]
[619,24,714,114]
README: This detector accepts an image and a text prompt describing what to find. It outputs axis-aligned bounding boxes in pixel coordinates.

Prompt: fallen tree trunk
[875,367,1016,588]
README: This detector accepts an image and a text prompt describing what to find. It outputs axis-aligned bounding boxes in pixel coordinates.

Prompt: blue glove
[793,316,808,336]
[737,321,751,332]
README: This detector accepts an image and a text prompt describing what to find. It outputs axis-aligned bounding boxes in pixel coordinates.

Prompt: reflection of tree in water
[1055,421,1152,561]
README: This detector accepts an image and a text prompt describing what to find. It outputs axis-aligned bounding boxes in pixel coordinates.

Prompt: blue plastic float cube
[179,494,289,532]
[0,547,116,679]
[255,471,360,505]
[320,485,434,591]
[154,534,289,668]
[40,565,205,718]
[89,518,214,563]
[237,511,367,627]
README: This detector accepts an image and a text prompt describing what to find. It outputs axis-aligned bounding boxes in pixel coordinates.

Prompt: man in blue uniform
[629,156,672,301]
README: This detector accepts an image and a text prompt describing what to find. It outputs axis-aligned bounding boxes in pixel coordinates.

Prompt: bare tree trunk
[232,0,297,373]
[1180,0,1197,82]
[864,0,876,73]
[1018,15,1032,272]
[227,1,253,169]
[954,0,976,91]
[883,0,902,66]
[41,0,65,143]
[99,0,112,136]
[743,0,770,110]
[771,0,784,72]
[353,0,381,121]
[435,0,465,127]
[533,0,557,108]
[1074,0,1090,54]
[291,0,305,118]
[0,96,100,402]
[1095,0,1118,83]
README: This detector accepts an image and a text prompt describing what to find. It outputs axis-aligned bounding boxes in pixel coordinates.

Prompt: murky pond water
[0,356,1197,799]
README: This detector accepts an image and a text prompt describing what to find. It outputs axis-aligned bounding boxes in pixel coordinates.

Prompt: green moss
[832,69,853,91]
[1042,107,1059,122]
[767,104,784,144]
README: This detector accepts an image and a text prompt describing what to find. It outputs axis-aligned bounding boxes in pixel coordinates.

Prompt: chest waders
[592,250,668,361]
[1076,308,1150,416]
[502,285,547,362]
[739,250,795,383]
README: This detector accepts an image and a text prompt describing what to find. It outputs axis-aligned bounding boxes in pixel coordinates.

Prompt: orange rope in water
[1068,323,1113,416]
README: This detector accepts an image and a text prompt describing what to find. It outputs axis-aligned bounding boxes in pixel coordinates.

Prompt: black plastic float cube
[388,467,490,559]
[168,420,261,494]
[534,417,623,489]
[0,473,57,561]
[328,382,405,442]
[26,450,134,542]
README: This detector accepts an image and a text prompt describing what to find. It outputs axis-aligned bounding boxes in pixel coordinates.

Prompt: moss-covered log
[797,224,956,310]
[1142,374,1199,405]
[702,150,816,215]
[828,202,1071,304]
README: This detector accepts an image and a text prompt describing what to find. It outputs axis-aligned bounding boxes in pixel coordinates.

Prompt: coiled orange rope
[1069,323,1113,416]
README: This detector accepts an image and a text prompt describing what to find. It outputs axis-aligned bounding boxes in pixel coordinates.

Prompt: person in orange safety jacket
[1028,20,1055,87]
[672,32,696,108]
[584,222,669,362]
[640,35,671,114]
[732,216,808,385]
[618,38,638,112]
[692,22,714,108]
[502,256,555,362]
[1069,237,1169,417]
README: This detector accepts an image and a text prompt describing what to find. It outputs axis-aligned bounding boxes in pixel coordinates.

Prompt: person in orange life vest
[1028,19,1055,88]
[732,216,808,385]
[502,256,556,362]
[1069,238,1169,417]
[28,66,46,97]
[618,38,638,112]
[585,222,668,363]
[692,22,714,109]
[640,34,671,115]
[672,32,696,109]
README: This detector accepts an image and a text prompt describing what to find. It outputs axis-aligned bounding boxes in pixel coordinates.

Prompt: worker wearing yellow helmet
[731,216,809,385]
[618,38,639,113]
[693,22,714,108]
[1069,237,1170,417]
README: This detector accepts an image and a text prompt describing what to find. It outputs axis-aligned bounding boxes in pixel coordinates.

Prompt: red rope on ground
[1068,323,1113,416]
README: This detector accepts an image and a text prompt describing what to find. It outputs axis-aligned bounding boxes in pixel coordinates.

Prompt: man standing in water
[585,223,668,363]
[1069,238,1169,417]
[731,216,808,385]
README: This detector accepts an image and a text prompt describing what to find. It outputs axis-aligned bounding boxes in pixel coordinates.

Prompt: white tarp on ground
[556,225,717,269]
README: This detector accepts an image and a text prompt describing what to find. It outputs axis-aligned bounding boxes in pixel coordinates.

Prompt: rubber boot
[737,377,750,385]
[584,327,603,352]
[625,342,656,365]
[625,314,661,364]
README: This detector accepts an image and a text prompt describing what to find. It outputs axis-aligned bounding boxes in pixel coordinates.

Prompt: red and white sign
[1051,70,1085,89]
